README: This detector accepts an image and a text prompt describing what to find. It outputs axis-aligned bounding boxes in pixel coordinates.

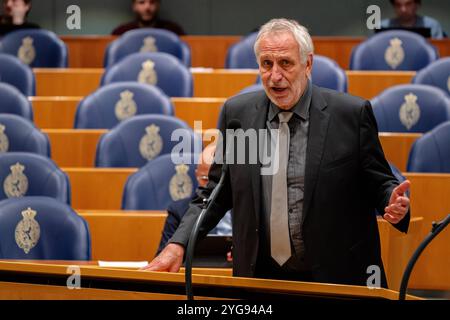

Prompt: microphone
[185,119,242,300]
[399,214,450,300]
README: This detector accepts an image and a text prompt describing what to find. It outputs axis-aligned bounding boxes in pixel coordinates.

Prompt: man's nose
[270,64,283,82]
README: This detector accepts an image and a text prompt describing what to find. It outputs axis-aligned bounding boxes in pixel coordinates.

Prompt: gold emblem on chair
[169,164,193,201]
[17,37,36,65]
[140,36,158,53]
[15,207,40,254]
[138,60,158,85]
[115,90,138,121]
[4,162,29,198]
[384,38,405,70]
[0,124,9,153]
[139,124,163,160]
[399,93,421,130]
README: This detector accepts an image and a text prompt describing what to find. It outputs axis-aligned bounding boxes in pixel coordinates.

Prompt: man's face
[393,0,419,22]
[133,0,159,22]
[257,32,312,110]
[3,0,29,16]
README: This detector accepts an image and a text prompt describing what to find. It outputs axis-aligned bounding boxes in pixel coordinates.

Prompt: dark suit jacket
[171,85,410,287]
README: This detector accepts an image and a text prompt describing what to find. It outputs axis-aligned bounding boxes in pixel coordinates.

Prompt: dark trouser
[254,252,313,282]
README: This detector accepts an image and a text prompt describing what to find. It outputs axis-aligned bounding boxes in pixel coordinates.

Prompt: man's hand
[141,243,184,272]
[384,180,410,224]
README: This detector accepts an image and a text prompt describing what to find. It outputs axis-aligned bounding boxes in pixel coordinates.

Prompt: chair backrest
[0,114,50,156]
[407,121,450,173]
[122,153,199,210]
[412,57,450,96]
[0,196,90,259]
[371,84,450,133]
[0,82,33,120]
[95,114,201,168]
[74,82,174,129]
[104,28,191,68]
[0,29,68,68]
[350,30,438,71]
[0,53,35,96]
[101,52,193,97]
[225,32,258,69]
[312,55,347,92]
[0,152,70,204]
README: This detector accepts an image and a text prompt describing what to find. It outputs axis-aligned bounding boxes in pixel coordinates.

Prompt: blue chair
[0,29,68,68]
[122,153,199,210]
[371,84,450,133]
[0,53,35,96]
[407,121,450,173]
[101,52,193,97]
[350,30,438,71]
[239,83,264,95]
[95,115,201,168]
[74,82,174,129]
[311,55,347,92]
[0,196,90,260]
[413,57,450,96]
[225,32,258,69]
[0,153,70,204]
[0,114,50,156]
[104,28,191,68]
[0,82,33,120]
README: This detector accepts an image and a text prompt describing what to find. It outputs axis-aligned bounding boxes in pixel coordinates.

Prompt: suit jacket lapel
[303,86,330,223]
[250,94,270,225]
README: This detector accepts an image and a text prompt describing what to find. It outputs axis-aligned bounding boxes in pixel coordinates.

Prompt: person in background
[156,142,232,255]
[0,0,39,36]
[112,0,185,36]
[381,0,446,38]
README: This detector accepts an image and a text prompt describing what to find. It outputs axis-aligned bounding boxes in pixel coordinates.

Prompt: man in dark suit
[144,18,410,287]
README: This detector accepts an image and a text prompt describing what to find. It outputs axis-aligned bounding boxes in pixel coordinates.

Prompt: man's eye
[261,60,272,67]
[280,60,291,66]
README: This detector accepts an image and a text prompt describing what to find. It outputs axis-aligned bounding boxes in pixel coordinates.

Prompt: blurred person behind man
[0,0,39,36]
[112,0,185,36]
[381,0,446,38]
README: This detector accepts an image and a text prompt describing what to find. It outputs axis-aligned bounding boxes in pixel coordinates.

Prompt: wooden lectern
[0,260,420,300]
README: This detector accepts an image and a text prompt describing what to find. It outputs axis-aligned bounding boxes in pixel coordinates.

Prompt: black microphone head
[228,119,242,130]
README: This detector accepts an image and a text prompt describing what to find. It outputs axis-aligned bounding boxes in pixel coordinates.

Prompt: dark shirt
[259,80,312,274]
[112,19,185,36]
[0,18,40,36]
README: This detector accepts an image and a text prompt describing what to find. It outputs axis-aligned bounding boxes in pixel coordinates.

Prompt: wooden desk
[403,173,450,290]
[65,168,137,210]
[32,97,225,130]
[78,210,167,261]
[43,128,416,170]
[60,35,450,69]
[379,133,421,171]
[0,260,419,300]
[34,68,414,99]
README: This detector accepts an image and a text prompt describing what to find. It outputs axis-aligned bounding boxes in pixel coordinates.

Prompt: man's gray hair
[254,18,314,65]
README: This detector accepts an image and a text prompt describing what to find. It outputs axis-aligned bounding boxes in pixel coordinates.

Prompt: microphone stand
[398,214,450,300]
[185,167,229,300]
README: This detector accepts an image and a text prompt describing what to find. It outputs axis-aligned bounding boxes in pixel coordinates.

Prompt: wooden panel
[403,173,450,290]
[59,35,449,70]
[0,260,419,300]
[32,97,225,130]
[379,133,421,171]
[65,168,137,210]
[78,210,167,261]
[347,71,416,100]
[378,217,423,291]
[31,96,81,129]
[61,36,117,68]
[33,68,416,99]
[34,68,103,96]
[44,129,106,167]
[183,35,241,68]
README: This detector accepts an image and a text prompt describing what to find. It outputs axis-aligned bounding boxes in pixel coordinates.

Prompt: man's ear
[306,53,313,78]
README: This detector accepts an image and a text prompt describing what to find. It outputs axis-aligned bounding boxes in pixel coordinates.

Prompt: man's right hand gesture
[141,243,184,272]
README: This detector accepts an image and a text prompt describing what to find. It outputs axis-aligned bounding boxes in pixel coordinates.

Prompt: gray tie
[270,111,293,266]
